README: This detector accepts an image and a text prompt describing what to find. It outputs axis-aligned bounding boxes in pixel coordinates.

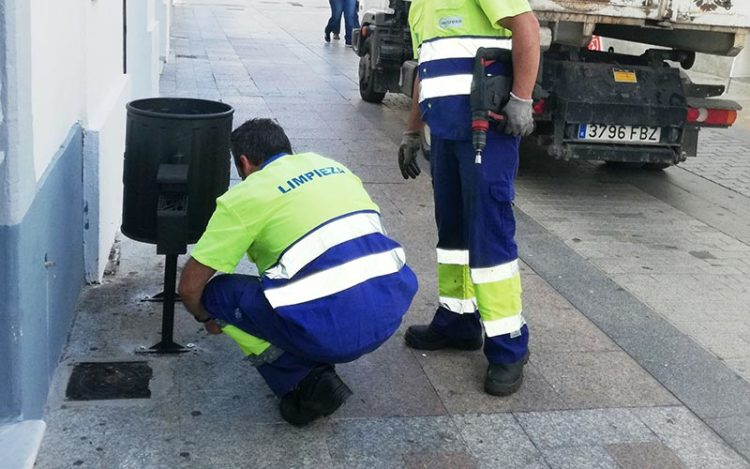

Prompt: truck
[351,0,750,169]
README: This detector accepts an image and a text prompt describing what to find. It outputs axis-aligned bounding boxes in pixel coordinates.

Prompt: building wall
[82,1,131,282]
[13,127,85,419]
[28,1,86,182]
[0,0,171,423]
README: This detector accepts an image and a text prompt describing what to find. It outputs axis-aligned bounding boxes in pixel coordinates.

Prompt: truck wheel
[642,163,673,170]
[605,161,644,169]
[359,42,386,103]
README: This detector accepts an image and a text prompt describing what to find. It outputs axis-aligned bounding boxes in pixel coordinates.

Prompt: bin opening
[127,97,233,119]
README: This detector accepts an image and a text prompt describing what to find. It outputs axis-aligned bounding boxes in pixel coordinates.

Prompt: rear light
[687,107,737,126]
[532,99,546,115]
[360,26,369,38]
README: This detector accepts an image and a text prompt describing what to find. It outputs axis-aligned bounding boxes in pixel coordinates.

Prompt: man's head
[230,118,292,179]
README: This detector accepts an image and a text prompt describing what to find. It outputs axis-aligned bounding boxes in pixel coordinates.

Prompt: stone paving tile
[633,407,750,469]
[706,414,750,463]
[326,416,468,469]
[36,405,181,469]
[515,408,659,449]
[453,413,549,468]
[515,172,750,383]
[724,357,750,382]
[540,445,619,469]
[682,128,750,199]
[335,338,448,419]
[179,420,334,469]
[521,274,622,354]
[416,350,569,414]
[533,351,679,409]
[607,442,684,469]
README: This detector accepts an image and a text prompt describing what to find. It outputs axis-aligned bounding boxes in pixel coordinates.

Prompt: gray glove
[398,131,422,179]
[501,92,535,137]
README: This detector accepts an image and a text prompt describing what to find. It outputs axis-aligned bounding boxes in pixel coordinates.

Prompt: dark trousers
[325,0,359,43]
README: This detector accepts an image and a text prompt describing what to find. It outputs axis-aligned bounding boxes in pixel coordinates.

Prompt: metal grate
[66,362,153,400]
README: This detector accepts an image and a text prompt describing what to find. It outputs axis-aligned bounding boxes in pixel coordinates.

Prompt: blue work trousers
[201,271,413,396]
[325,0,359,43]
[429,131,529,364]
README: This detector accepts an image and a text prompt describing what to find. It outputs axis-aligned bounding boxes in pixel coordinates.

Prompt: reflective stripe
[265,211,384,280]
[439,296,477,314]
[221,324,271,356]
[419,37,512,63]
[436,248,469,265]
[475,273,523,322]
[438,263,475,303]
[471,259,520,284]
[420,74,473,101]
[483,313,526,337]
[264,248,406,308]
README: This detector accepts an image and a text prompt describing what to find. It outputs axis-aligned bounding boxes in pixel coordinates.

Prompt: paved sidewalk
[682,126,750,199]
[35,0,750,467]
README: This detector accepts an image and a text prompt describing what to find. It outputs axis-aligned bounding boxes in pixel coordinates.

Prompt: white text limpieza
[277,166,346,194]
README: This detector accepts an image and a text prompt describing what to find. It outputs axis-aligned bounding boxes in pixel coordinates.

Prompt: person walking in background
[325,0,360,46]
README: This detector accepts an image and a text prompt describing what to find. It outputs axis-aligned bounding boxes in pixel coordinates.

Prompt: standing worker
[179,119,418,426]
[398,0,540,395]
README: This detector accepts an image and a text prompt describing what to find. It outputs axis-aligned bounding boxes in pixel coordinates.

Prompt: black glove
[398,131,422,179]
[501,92,535,137]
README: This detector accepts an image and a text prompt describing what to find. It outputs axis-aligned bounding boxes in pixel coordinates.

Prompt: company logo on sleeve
[439,16,463,29]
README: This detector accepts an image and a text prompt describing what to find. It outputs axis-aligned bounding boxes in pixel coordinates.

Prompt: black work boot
[279,365,352,426]
[484,352,530,396]
[404,325,482,351]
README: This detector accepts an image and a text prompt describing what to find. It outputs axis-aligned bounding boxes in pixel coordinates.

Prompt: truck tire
[604,161,644,169]
[359,41,386,103]
[642,163,673,170]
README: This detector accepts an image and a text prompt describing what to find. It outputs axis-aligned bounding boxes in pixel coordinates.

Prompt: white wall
[19,0,171,282]
[128,0,161,99]
[0,0,35,226]
[82,2,132,282]
[157,0,173,69]
[29,1,86,181]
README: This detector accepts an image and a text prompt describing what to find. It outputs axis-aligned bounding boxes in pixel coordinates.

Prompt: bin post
[139,161,191,354]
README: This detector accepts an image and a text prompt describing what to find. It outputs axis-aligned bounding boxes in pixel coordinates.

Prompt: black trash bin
[122,97,234,245]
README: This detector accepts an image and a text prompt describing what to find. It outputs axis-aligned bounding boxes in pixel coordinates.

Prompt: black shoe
[484,352,530,396]
[279,365,352,426]
[324,30,331,43]
[404,325,482,351]
[333,33,340,40]
[345,41,353,48]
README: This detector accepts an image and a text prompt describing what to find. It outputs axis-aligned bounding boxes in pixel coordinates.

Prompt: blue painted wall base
[0,125,85,420]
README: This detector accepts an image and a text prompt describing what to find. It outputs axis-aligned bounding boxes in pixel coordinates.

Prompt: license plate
[578,124,661,143]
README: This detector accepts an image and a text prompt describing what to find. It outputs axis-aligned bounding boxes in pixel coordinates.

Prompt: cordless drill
[470,47,513,164]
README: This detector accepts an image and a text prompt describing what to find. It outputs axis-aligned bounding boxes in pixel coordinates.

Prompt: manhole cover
[66,361,152,400]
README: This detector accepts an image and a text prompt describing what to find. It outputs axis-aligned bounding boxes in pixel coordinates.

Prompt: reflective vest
[192,152,415,358]
[409,0,530,139]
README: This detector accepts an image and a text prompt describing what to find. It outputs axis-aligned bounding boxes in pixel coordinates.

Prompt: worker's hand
[398,131,422,179]
[204,319,222,335]
[501,92,535,137]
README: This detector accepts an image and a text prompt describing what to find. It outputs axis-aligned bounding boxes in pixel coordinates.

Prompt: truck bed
[530,0,750,55]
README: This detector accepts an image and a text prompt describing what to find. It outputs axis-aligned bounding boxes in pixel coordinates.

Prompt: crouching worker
[178,118,418,426]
